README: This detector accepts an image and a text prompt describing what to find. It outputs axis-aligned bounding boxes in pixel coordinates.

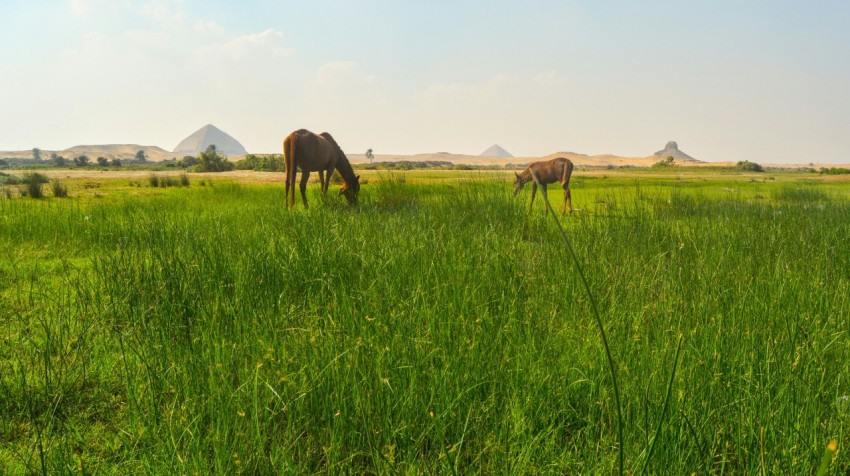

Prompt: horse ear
[338,189,344,196]
[514,172,520,178]
[356,175,360,180]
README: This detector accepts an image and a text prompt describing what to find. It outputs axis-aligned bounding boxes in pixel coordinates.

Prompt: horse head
[339,175,361,204]
[513,171,524,196]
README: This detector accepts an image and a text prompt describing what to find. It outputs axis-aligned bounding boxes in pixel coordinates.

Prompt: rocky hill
[653,141,698,162]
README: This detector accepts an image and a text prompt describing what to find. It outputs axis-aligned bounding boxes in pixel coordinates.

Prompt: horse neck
[335,153,357,185]
[520,168,535,185]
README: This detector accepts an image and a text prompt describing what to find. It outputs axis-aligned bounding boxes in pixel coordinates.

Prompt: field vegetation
[0,169,848,473]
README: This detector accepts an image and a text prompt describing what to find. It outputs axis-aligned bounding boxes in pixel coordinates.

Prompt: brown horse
[283,129,360,208]
[513,157,574,215]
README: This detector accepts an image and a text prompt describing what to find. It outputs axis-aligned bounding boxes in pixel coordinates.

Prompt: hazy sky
[2,1,849,163]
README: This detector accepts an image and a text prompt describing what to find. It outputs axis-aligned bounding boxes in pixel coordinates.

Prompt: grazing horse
[283,129,360,208]
[513,157,574,215]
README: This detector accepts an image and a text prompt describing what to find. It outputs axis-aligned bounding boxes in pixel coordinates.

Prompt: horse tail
[284,132,299,207]
[563,158,574,185]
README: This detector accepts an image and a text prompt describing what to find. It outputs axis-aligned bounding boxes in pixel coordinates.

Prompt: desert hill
[0,144,177,162]
[346,141,702,168]
[64,144,176,161]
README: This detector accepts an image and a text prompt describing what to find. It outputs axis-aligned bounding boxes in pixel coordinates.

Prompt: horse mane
[518,167,534,185]
[320,132,356,185]
[334,150,357,184]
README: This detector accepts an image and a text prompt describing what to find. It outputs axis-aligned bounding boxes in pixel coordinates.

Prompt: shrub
[149,174,190,188]
[194,145,234,172]
[23,172,49,184]
[51,180,69,198]
[22,173,47,198]
[737,160,764,172]
[820,167,850,175]
[0,172,21,185]
[653,156,676,168]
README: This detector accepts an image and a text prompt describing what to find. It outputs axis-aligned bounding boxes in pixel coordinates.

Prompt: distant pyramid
[173,124,248,157]
[653,140,698,162]
[480,144,513,158]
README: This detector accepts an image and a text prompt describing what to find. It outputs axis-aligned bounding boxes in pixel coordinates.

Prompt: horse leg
[561,160,574,215]
[324,165,335,197]
[318,170,326,200]
[285,169,292,208]
[300,170,311,208]
[286,169,298,208]
[541,183,549,214]
[529,182,537,213]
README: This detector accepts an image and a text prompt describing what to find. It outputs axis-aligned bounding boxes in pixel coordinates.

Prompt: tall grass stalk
[530,169,624,475]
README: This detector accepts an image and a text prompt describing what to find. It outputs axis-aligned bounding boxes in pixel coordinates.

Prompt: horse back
[284,129,337,172]
[530,157,572,184]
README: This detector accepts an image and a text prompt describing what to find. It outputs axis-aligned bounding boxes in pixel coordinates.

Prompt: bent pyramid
[173,124,248,157]
[653,141,698,162]
[480,144,513,158]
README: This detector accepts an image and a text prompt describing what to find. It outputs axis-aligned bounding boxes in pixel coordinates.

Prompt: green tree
[110,158,122,167]
[737,160,764,172]
[73,155,90,166]
[52,154,66,166]
[180,156,198,168]
[32,148,42,163]
[366,148,374,164]
[135,150,147,163]
[195,145,234,172]
[97,157,109,166]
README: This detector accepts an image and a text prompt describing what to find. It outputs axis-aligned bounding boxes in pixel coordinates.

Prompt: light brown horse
[513,157,574,215]
[283,129,360,208]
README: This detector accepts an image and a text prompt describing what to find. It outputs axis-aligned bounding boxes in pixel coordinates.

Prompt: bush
[194,145,234,172]
[235,154,286,172]
[51,180,69,198]
[1,187,11,199]
[737,160,764,172]
[22,173,47,198]
[23,172,49,184]
[653,156,676,168]
[820,167,850,175]
[0,172,21,185]
[149,174,189,188]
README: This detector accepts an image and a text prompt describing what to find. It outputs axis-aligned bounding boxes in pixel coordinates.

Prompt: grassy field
[1,169,849,474]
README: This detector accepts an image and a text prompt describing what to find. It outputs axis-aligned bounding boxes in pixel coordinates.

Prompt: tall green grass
[0,175,848,473]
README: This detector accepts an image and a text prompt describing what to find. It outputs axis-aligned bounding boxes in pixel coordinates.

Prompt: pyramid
[173,124,248,157]
[653,141,698,162]
[480,144,513,158]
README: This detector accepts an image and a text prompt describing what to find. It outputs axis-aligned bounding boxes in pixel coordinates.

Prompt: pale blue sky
[1,0,848,163]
